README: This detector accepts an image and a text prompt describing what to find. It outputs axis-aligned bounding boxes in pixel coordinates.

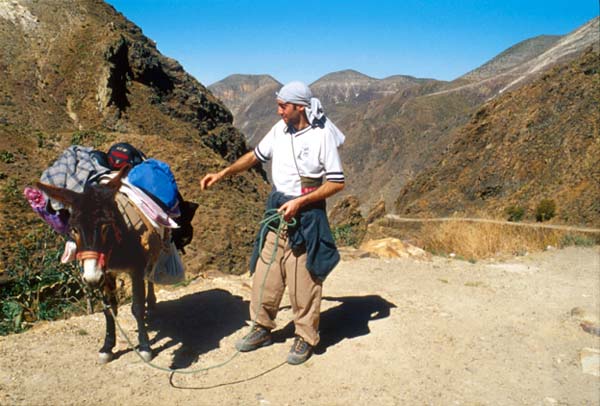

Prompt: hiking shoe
[235,325,272,352]
[287,336,313,365]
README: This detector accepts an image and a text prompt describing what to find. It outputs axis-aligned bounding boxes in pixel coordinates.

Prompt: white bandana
[276,81,346,147]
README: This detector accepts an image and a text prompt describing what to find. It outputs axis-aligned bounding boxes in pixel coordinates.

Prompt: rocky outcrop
[359,237,428,259]
[0,0,268,276]
[329,195,367,247]
[366,199,386,224]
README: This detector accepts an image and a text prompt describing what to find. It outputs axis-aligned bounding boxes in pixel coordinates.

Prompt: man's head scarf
[276,81,345,147]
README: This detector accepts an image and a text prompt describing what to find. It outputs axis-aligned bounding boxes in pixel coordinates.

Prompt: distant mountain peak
[208,74,282,118]
[311,69,376,85]
[209,74,280,89]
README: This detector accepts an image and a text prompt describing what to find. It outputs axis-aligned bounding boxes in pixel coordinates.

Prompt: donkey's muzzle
[77,251,106,286]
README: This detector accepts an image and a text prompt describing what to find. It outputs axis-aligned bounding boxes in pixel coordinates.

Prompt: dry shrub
[420,221,568,260]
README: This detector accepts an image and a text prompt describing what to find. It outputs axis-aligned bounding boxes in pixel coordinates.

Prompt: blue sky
[105,1,598,86]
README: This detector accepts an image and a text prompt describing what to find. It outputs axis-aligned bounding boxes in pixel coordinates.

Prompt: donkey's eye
[69,228,81,245]
[100,224,110,240]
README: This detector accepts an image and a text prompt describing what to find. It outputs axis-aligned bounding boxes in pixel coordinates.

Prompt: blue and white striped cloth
[40,145,111,210]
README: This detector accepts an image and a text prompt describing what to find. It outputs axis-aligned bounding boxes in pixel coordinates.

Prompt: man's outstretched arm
[200,151,259,190]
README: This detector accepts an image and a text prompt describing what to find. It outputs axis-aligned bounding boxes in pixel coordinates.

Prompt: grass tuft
[419,220,597,260]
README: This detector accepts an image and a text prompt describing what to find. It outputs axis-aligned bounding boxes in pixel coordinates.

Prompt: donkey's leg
[131,272,153,362]
[146,281,157,318]
[99,274,118,364]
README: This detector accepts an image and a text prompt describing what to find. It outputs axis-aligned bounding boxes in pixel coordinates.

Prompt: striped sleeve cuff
[253,146,269,163]
[326,171,345,183]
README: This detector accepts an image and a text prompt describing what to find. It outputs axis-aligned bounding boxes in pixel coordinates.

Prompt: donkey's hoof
[139,350,153,362]
[98,352,113,364]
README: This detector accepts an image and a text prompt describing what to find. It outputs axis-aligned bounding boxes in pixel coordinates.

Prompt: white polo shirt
[254,119,345,197]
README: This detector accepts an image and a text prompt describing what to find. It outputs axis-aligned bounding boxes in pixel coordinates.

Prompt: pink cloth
[24,187,70,234]
[96,173,179,230]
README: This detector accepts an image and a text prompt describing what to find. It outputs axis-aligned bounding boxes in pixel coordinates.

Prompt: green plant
[173,277,193,288]
[35,131,46,148]
[505,205,525,222]
[0,228,90,336]
[0,301,24,335]
[0,150,15,163]
[535,199,556,222]
[332,224,358,247]
[2,178,20,203]
[71,130,108,148]
[561,234,595,247]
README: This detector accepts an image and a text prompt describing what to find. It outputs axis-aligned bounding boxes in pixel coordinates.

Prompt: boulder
[359,237,428,259]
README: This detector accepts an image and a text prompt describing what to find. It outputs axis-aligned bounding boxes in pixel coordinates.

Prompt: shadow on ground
[273,295,397,355]
[147,291,395,368]
[147,288,249,369]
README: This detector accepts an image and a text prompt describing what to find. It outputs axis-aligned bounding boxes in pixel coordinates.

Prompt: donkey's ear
[35,182,81,208]
[106,164,130,191]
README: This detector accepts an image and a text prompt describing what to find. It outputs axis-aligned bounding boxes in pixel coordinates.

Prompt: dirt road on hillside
[384,215,600,234]
[1,246,599,405]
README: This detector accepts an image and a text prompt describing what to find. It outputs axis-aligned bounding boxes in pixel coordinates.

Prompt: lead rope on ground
[85,209,294,382]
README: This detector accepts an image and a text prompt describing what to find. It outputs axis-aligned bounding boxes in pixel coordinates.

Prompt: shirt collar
[285,124,313,137]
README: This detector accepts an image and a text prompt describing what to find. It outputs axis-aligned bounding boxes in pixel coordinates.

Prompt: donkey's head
[36,167,129,286]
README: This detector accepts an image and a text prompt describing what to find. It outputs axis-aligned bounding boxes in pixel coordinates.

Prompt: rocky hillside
[395,47,600,227]
[0,0,269,277]
[336,17,598,211]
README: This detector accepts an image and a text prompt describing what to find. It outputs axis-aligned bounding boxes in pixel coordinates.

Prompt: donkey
[36,167,159,363]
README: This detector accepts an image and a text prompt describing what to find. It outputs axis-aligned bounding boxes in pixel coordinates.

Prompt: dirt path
[1,246,599,405]
[384,215,600,234]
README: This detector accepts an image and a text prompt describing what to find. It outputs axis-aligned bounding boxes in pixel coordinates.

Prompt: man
[200,81,345,365]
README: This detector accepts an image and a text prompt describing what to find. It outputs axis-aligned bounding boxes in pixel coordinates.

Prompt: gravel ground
[0,246,598,406]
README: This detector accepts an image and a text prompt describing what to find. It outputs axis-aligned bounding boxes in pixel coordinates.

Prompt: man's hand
[277,181,345,221]
[278,198,302,221]
[199,151,259,191]
[200,172,223,190]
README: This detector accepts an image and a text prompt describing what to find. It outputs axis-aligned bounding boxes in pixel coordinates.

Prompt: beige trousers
[250,231,323,346]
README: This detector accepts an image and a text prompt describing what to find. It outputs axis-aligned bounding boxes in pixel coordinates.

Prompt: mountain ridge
[460,35,562,82]
[333,17,598,212]
[209,68,437,145]
[206,16,598,223]
[394,47,600,226]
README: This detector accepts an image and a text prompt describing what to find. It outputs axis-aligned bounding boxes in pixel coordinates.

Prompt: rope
[88,209,295,382]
